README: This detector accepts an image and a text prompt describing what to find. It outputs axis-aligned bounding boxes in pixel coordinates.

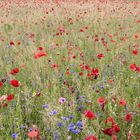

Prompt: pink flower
[0,95,8,102]
[59,97,66,104]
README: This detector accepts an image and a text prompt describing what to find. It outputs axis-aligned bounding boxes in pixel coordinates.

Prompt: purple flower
[29,128,33,131]
[42,104,49,108]
[79,96,85,98]
[62,116,69,121]
[59,97,66,104]
[50,110,58,115]
[100,85,104,89]
[19,125,26,129]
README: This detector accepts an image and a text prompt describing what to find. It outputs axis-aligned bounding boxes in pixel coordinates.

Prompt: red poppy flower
[102,128,114,136]
[34,51,47,59]
[17,41,21,45]
[87,73,92,78]
[37,47,43,50]
[85,65,91,71]
[72,55,76,59]
[113,124,120,133]
[136,66,140,73]
[91,68,99,79]
[0,82,3,88]
[51,64,58,68]
[66,71,70,75]
[56,32,60,36]
[28,125,40,139]
[102,124,120,136]
[125,113,133,122]
[10,68,19,75]
[95,38,99,42]
[108,79,114,83]
[80,53,84,57]
[10,79,20,87]
[10,41,14,46]
[119,99,126,106]
[97,97,105,105]
[134,34,138,39]
[80,64,85,69]
[85,135,98,140]
[80,29,84,32]
[35,92,41,97]
[112,135,117,140]
[91,69,99,75]
[132,50,138,55]
[79,72,83,76]
[28,131,38,138]
[7,94,14,102]
[84,110,95,120]
[105,117,115,124]
[129,64,137,71]
[97,53,104,59]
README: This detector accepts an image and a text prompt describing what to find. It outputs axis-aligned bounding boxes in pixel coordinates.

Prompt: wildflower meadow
[0,0,140,139]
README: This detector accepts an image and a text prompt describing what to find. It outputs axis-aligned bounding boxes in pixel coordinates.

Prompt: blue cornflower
[69,115,74,119]
[57,122,63,127]
[68,122,75,131]
[42,104,49,108]
[69,122,75,128]
[12,133,18,139]
[53,132,59,140]
[77,121,83,129]
[62,116,69,121]
[29,127,33,131]
[70,129,80,134]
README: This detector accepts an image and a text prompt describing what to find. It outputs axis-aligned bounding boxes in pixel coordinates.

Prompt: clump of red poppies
[34,47,47,59]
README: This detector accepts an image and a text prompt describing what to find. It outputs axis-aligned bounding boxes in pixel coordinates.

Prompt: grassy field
[0,0,140,140]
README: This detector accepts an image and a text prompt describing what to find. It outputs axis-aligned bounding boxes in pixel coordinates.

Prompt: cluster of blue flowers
[68,121,83,134]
